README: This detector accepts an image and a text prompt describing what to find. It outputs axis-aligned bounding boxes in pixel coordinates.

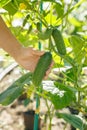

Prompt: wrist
[11,42,23,60]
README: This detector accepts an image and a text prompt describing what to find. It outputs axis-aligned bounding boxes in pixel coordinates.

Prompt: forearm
[0,16,21,58]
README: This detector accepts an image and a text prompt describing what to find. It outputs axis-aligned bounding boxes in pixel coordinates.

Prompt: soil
[0,66,71,130]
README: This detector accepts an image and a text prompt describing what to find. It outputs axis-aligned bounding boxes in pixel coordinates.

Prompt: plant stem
[45,100,53,130]
[50,3,53,25]
[48,118,52,130]
[78,91,80,104]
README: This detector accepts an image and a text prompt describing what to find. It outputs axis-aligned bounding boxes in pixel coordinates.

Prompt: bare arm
[0,16,22,58]
[0,16,53,76]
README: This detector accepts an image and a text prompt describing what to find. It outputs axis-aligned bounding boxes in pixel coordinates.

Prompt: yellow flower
[19,3,27,10]
[24,84,34,98]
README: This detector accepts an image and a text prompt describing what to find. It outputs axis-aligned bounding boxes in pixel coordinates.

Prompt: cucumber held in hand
[52,29,66,56]
[32,52,52,87]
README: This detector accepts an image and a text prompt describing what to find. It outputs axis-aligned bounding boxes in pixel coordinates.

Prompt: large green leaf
[0,72,32,106]
[56,113,84,130]
[48,82,76,109]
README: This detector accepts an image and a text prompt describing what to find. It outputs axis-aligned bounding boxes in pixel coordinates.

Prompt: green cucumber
[32,52,52,86]
[52,29,66,55]
[36,22,41,32]
[22,14,30,27]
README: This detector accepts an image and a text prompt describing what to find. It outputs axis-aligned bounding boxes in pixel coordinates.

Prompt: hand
[16,47,53,78]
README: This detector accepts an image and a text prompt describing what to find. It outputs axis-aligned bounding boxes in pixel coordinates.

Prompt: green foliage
[3,1,18,15]
[56,113,84,130]
[0,73,32,105]
[38,28,52,40]
[48,82,76,109]
[69,35,86,64]
[54,2,64,19]
[0,0,11,7]
[42,0,55,2]
[0,86,23,106]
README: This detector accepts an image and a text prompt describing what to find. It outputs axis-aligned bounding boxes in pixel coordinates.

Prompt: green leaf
[54,3,64,18]
[10,27,21,36]
[69,35,84,54]
[69,35,85,64]
[0,87,23,106]
[0,0,11,7]
[0,72,32,106]
[38,28,53,40]
[68,15,82,27]
[3,0,19,15]
[42,0,62,4]
[64,67,76,82]
[56,113,84,130]
[42,0,55,2]
[83,123,87,130]
[48,82,76,109]
[24,98,31,107]
[64,55,76,67]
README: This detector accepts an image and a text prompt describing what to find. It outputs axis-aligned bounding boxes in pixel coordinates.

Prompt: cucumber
[22,14,30,27]
[36,22,41,32]
[27,25,32,34]
[52,29,66,55]
[32,52,52,86]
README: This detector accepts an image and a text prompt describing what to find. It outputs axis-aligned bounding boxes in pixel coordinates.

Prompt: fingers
[32,49,45,56]
[44,60,54,79]
[44,69,51,80]
[50,60,54,67]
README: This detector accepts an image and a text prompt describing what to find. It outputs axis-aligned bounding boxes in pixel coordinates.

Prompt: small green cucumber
[27,25,32,34]
[23,14,30,27]
[36,22,41,32]
[32,52,52,86]
[52,29,66,55]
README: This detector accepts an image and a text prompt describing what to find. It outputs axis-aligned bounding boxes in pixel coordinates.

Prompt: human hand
[16,47,53,78]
